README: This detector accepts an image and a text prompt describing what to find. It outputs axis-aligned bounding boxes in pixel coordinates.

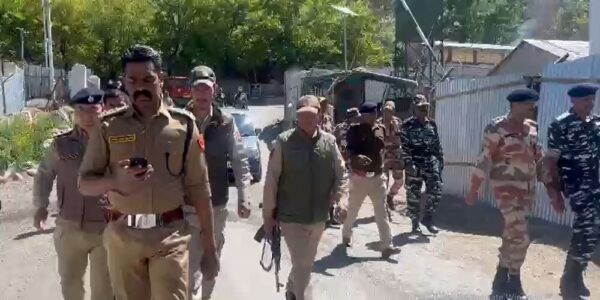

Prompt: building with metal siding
[436,54,600,227]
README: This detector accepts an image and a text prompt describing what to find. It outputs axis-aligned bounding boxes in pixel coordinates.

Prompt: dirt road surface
[0,100,598,300]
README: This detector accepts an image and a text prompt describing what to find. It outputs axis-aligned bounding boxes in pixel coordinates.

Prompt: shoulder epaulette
[167,107,195,121]
[99,106,128,119]
[524,118,537,126]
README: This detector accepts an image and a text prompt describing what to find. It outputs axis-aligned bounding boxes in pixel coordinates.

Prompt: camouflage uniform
[334,121,351,163]
[471,116,542,274]
[378,115,404,197]
[400,116,444,222]
[319,114,334,134]
[548,109,600,297]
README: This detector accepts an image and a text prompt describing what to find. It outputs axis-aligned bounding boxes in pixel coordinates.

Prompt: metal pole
[343,16,348,70]
[41,0,48,68]
[45,0,55,100]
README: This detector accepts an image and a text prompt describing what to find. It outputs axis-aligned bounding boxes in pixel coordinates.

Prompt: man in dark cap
[33,87,114,300]
[185,65,252,300]
[342,102,400,258]
[104,80,129,110]
[400,95,444,235]
[543,83,600,299]
[466,88,545,299]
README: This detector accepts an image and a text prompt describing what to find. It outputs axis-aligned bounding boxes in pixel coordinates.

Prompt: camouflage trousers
[405,160,443,221]
[492,180,533,274]
[563,183,600,268]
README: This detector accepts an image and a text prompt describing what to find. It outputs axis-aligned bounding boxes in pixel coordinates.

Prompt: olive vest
[54,130,106,233]
[276,128,336,224]
[201,107,235,207]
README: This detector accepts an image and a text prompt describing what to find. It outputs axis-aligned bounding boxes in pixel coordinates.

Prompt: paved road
[0,102,599,300]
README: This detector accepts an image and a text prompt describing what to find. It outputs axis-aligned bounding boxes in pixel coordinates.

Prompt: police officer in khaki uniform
[377,101,404,210]
[185,65,252,300]
[263,95,349,300]
[104,80,129,110]
[34,87,113,300]
[78,45,219,300]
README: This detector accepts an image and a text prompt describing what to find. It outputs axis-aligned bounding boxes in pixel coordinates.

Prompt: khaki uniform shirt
[79,105,211,214]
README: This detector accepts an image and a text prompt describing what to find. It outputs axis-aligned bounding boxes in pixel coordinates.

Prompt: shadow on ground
[14,227,54,240]
[435,194,600,267]
[313,243,397,276]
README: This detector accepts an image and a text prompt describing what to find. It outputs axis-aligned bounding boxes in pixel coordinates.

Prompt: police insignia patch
[108,134,136,144]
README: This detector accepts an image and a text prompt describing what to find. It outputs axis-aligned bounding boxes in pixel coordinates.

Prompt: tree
[545,0,589,40]
[440,0,526,44]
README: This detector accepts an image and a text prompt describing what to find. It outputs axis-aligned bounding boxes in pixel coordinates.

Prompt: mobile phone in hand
[129,157,148,168]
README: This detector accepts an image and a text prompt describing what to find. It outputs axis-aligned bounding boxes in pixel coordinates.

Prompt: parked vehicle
[164,76,192,108]
[225,109,262,183]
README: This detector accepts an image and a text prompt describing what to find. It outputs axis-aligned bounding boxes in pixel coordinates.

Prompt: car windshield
[232,114,255,137]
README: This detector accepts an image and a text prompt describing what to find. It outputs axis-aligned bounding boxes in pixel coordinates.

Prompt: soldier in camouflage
[377,100,404,210]
[334,107,361,165]
[466,88,544,299]
[544,84,600,299]
[400,95,443,235]
[318,97,335,134]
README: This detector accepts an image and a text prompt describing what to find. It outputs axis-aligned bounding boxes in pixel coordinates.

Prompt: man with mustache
[33,87,113,300]
[185,65,252,300]
[78,45,218,299]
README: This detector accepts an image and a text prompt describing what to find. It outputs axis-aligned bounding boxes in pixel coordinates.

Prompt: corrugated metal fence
[436,54,600,227]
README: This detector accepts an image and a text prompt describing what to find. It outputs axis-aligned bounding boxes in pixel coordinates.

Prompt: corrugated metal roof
[434,41,515,51]
[523,39,589,60]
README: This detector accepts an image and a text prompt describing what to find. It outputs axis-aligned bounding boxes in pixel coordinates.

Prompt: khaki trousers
[342,174,392,248]
[281,222,325,300]
[53,218,113,300]
[187,205,229,300]
[103,218,190,300]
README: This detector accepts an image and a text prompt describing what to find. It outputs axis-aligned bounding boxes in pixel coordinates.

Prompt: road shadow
[313,244,393,276]
[13,227,54,240]
[435,194,600,267]
[393,232,431,247]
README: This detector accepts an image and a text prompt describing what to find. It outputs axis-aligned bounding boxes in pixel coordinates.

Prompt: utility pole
[331,5,358,71]
[16,27,28,62]
[41,0,48,68]
[42,0,55,99]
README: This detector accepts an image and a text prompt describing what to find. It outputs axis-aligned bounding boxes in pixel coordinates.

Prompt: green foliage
[441,0,526,44]
[0,0,392,81]
[547,0,589,40]
[0,114,61,171]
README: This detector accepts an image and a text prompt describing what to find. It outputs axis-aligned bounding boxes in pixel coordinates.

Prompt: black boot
[491,266,509,296]
[411,218,422,234]
[560,259,590,298]
[506,273,527,299]
[421,215,439,234]
[328,206,340,226]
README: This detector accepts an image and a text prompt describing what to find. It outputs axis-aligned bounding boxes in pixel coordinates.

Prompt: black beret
[568,84,598,98]
[507,88,539,103]
[70,87,104,105]
[359,102,377,113]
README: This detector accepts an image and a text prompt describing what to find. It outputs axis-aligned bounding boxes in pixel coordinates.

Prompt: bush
[0,114,63,171]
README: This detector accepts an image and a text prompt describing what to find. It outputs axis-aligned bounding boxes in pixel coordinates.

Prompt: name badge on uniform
[108,134,136,144]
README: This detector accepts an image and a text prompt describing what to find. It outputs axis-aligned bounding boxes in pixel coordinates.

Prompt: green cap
[189,65,216,86]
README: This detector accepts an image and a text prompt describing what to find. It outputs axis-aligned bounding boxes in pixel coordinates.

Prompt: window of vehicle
[232,114,256,137]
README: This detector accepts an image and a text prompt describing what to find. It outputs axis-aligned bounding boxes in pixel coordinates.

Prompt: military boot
[491,266,509,296]
[560,258,590,298]
[506,273,527,299]
[421,215,439,234]
[411,218,422,234]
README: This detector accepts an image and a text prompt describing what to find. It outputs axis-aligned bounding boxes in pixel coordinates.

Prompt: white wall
[590,0,600,55]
